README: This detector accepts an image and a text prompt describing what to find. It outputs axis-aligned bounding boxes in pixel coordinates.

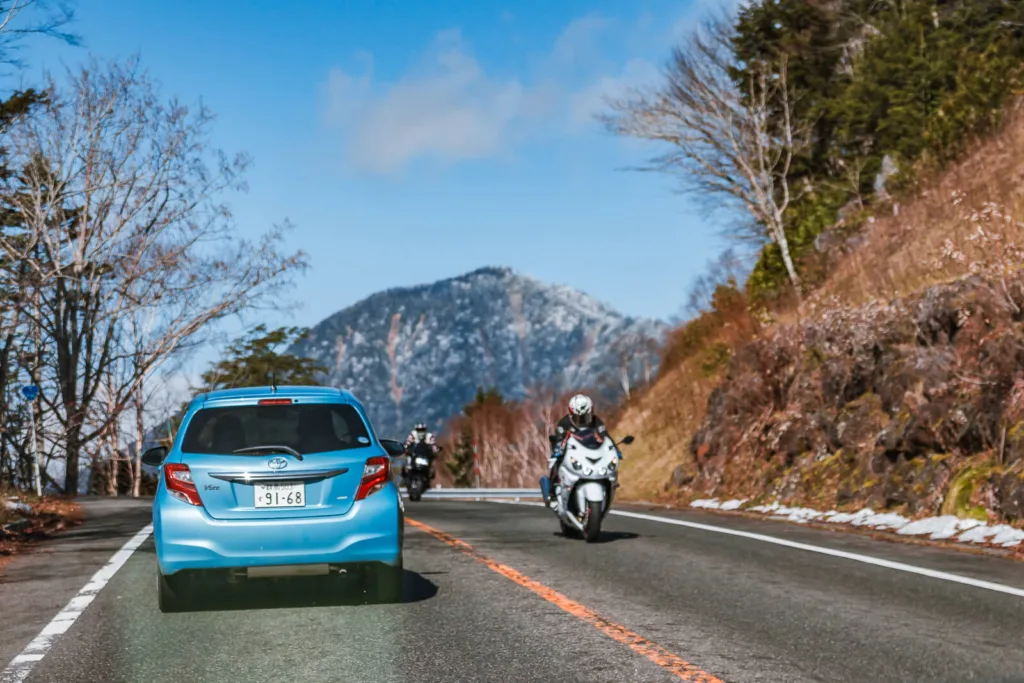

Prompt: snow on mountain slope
[290,267,667,437]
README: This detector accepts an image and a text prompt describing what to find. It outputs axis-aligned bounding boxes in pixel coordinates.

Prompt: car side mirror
[620,435,635,445]
[141,446,168,467]
[380,439,406,457]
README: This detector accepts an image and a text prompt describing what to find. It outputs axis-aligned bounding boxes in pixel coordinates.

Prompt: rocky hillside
[674,275,1024,524]
[612,92,1024,521]
[291,267,666,437]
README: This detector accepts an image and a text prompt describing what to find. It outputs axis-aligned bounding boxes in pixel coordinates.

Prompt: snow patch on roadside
[3,499,31,515]
[690,498,1024,547]
[692,498,747,510]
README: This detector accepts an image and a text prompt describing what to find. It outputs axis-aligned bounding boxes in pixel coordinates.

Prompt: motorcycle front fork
[549,484,562,509]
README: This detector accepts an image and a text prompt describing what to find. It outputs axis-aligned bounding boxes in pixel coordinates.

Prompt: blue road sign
[21,385,39,401]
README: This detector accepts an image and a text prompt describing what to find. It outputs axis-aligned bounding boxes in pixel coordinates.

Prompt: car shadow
[174,569,438,613]
[553,530,639,543]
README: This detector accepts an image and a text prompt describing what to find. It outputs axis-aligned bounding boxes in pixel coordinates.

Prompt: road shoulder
[0,498,151,668]
[612,501,1024,590]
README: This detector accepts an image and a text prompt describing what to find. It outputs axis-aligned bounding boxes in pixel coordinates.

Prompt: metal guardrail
[398,487,542,500]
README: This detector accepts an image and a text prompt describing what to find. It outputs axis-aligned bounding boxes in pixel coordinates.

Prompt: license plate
[253,482,305,508]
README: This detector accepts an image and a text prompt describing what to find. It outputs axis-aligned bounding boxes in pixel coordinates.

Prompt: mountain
[289,266,667,438]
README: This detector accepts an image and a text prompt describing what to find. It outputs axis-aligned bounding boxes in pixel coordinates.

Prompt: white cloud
[670,0,746,40]
[567,58,660,130]
[550,14,611,68]
[325,29,555,174]
[324,51,373,121]
[321,5,731,175]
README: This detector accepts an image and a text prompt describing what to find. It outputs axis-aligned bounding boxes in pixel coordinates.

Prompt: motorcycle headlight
[415,457,429,466]
[583,467,593,476]
[598,467,607,475]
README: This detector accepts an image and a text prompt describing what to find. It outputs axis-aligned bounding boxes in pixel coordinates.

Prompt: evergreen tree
[728,0,1024,299]
[445,424,475,488]
[465,386,504,416]
[200,325,326,389]
[443,387,504,487]
[158,326,326,447]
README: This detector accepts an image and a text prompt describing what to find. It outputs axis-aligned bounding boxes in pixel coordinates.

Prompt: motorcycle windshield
[568,428,606,449]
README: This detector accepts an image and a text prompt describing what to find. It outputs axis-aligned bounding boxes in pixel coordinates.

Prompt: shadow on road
[170,570,438,613]
[553,530,639,543]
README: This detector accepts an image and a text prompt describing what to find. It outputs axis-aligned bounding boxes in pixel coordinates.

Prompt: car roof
[191,385,357,406]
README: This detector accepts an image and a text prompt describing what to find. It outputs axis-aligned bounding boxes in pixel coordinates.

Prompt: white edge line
[0,523,153,683]
[490,500,1024,599]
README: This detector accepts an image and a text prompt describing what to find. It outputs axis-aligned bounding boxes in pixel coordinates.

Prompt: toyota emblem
[267,457,288,470]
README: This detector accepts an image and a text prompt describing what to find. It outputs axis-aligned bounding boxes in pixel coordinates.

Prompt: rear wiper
[232,445,304,461]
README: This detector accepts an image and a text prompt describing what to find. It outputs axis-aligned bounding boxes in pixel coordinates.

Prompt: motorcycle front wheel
[408,476,424,502]
[582,500,603,542]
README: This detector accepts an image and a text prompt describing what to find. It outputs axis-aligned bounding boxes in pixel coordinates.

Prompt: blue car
[141,386,406,613]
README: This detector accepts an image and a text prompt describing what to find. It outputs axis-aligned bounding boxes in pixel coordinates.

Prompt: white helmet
[568,394,593,417]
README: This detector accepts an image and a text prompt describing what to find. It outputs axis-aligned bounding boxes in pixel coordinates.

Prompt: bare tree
[603,16,810,295]
[98,372,119,496]
[608,331,662,400]
[465,389,564,488]
[130,370,145,497]
[0,0,79,488]
[0,58,308,494]
[683,247,751,318]
[0,0,78,70]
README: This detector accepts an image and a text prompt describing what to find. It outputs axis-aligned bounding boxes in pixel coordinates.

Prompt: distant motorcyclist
[548,394,611,490]
[405,423,438,453]
[403,423,438,475]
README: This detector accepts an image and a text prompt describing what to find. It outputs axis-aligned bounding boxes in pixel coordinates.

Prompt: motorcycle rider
[404,423,439,480]
[405,423,438,450]
[548,394,614,505]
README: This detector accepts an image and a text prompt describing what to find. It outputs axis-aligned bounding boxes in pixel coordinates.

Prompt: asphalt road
[2,498,1023,682]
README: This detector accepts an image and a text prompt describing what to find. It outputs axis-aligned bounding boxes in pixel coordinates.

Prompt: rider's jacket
[405,430,438,453]
[553,414,607,449]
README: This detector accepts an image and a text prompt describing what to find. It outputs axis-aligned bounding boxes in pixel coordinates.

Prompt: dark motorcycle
[404,441,440,502]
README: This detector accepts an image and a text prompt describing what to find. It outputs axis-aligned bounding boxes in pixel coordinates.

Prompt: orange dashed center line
[406,517,726,683]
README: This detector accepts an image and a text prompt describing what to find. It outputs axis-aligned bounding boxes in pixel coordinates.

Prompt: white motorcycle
[539,429,634,542]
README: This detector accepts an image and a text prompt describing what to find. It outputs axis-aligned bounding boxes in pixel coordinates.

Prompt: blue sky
[19,0,735,379]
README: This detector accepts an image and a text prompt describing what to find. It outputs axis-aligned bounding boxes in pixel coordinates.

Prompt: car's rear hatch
[175,398,380,520]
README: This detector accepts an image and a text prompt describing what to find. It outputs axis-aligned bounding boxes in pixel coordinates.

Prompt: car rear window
[181,403,371,455]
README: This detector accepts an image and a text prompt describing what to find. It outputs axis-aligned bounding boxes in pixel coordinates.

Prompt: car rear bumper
[153,487,403,576]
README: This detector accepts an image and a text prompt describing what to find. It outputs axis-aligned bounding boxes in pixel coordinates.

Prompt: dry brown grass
[614,98,1024,501]
[0,493,82,574]
[615,359,716,501]
[811,99,1024,309]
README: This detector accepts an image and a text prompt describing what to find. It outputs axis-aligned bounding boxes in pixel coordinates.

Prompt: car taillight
[163,463,202,506]
[258,398,293,406]
[355,456,390,501]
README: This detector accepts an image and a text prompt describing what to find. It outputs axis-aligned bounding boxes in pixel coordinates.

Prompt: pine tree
[445,424,475,488]
[157,326,326,448]
[200,325,326,389]
[730,0,1024,299]
[443,386,503,487]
